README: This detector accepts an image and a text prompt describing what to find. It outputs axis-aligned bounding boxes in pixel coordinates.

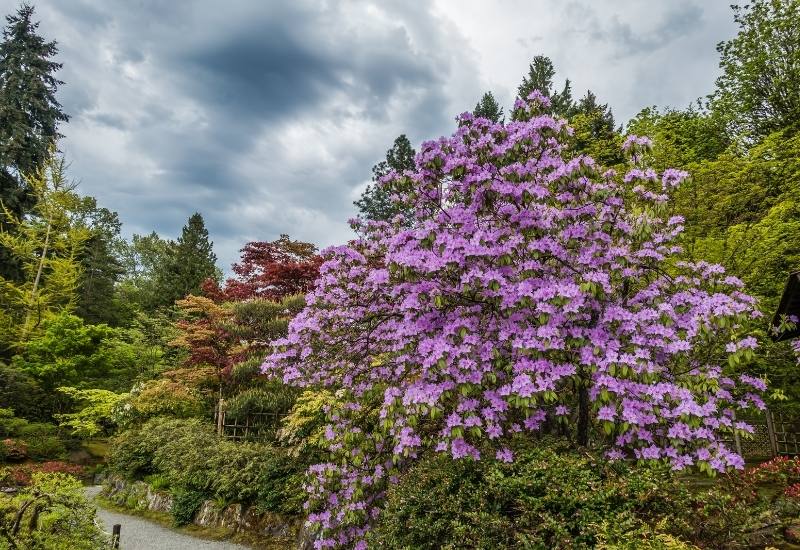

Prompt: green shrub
[170,489,207,526]
[108,416,308,515]
[144,473,170,491]
[107,417,211,478]
[0,472,108,549]
[24,435,66,460]
[370,437,688,550]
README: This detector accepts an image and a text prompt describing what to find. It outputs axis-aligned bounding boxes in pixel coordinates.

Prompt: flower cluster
[263,92,763,548]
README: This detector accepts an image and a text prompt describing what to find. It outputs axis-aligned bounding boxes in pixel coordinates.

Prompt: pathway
[85,486,250,550]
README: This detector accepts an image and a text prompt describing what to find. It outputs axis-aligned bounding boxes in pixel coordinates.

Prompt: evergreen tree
[354,134,416,222]
[473,91,503,123]
[516,55,575,118]
[0,3,68,280]
[151,213,219,309]
[73,197,127,325]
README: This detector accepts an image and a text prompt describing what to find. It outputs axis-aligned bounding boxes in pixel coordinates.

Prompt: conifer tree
[354,134,416,222]
[473,91,503,123]
[516,55,575,118]
[0,3,68,280]
[150,213,219,308]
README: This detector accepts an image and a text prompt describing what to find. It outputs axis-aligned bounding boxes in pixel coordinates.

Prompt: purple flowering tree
[263,92,765,549]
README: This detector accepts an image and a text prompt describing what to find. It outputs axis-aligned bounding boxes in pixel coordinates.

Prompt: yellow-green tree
[0,150,88,353]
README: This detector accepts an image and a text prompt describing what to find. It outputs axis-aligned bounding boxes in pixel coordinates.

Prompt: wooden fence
[720,410,800,461]
[214,398,287,442]
[214,398,800,459]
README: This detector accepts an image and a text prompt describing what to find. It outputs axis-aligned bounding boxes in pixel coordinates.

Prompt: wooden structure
[772,271,800,341]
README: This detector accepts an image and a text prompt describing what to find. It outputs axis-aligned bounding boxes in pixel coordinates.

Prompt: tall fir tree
[473,91,503,123]
[516,55,575,118]
[73,197,127,325]
[354,134,416,222]
[0,3,68,281]
[151,213,219,309]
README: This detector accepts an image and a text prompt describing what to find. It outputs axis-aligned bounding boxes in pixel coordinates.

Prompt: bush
[108,416,308,515]
[171,489,207,526]
[370,437,690,550]
[24,435,66,460]
[3,461,85,486]
[0,472,107,549]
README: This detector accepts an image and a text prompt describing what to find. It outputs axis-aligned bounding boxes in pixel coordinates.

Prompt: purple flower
[496,447,514,463]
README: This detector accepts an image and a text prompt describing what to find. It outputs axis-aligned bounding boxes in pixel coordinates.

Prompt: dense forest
[2,1,800,549]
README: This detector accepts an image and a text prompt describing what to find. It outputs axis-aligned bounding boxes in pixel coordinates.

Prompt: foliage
[10,312,138,393]
[264,93,764,547]
[2,461,84,487]
[0,4,69,284]
[171,295,235,374]
[370,438,690,549]
[354,135,417,222]
[205,235,321,302]
[0,4,68,179]
[0,153,88,355]
[55,386,126,437]
[224,385,298,419]
[0,472,106,550]
[150,212,219,309]
[170,489,206,526]
[0,364,47,420]
[116,230,173,310]
[713,0,800,139]
[115,377,207,426]
[372,440,800,549]
[276,389,334,459]
[570,90,623,166]
[71,197,128,326]
[107,417,307,515]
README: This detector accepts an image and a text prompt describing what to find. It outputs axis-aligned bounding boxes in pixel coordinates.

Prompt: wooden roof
[772,271,800,341]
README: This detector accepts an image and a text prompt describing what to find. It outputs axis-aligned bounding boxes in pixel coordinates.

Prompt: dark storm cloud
[0,0,738,271]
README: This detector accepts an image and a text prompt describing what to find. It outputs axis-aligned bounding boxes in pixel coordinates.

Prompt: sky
[1,0,739,271]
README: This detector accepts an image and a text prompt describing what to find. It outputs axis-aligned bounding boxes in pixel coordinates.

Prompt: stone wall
[101,475,312,549]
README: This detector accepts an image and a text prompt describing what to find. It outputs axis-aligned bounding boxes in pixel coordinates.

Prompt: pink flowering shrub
[263,92,764,548]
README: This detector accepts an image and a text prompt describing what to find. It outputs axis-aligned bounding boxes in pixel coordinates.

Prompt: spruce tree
[151,213,219,308]
[354,134,416,222]
[0,3,68,280]
[473,91,503,123]
[516,55,575,118]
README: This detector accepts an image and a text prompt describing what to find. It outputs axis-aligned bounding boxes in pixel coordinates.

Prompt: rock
[145,486,173,513]
[102,475,308,548]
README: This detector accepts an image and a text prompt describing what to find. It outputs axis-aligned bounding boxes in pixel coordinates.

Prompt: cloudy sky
[2,0,738,270]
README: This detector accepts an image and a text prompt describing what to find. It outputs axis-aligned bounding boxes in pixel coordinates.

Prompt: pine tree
[516,55,575,118]
[473,91,503,123]
[0,4,68,281]
[354,134,416,222]
[150,213,219,309]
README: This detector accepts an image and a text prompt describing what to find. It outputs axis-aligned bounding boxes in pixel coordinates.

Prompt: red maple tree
[203,234,322,302]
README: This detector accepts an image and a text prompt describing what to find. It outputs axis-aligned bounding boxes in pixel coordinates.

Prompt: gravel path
[85,486,250,550]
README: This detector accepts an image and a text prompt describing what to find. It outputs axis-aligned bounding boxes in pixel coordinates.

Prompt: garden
[3,1,800,549]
